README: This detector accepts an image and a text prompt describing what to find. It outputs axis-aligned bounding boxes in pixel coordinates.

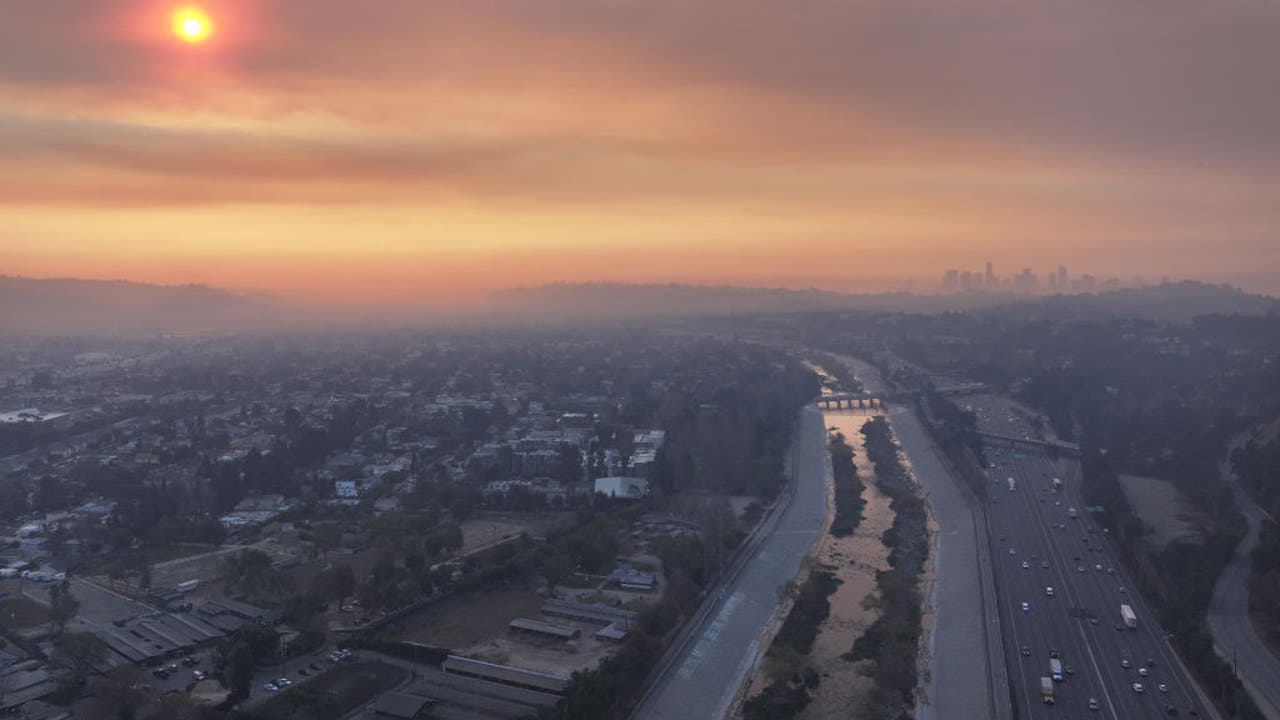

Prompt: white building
[595,476,649,500]
[334,480,360,499]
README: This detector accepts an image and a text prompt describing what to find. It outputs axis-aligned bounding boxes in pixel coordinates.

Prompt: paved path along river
[633,405,830,720]
[839,355,1007,720]
[1208,442,1280,720]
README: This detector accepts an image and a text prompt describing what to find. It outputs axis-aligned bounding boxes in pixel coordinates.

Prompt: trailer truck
[1041,676,1055,704]
[1121,604,1138,629]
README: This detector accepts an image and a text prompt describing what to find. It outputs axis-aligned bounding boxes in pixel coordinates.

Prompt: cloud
[1,1,1278,295]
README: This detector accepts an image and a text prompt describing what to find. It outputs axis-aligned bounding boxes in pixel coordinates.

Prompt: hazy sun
[172,6,213,43]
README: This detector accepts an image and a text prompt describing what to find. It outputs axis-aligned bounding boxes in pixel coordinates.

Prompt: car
[310,662,324,671]
[1089,698,1100,711]
[152,668,169,679]
[192,670,207,681]
[1077,565,1086,573]
[1021,601,1030,612]
[1041,561,1049,569]
[1045,586,1054,597]
[1095,564,1103,571]
[1121,658,1132,668]
[167,663,178,673]
[1020,646,1032,656]
[1133,682,1145,693]
[1108,567,1116,574]
[1050,649,1059,658]
[1139,667,1150,677]
[1158,683,1169,693]
[276,677,291,687]
[264,683,278,692]
[182,656,198,666]
[1022,561,1029,569]
[1165,706,1179,716]
[1119,586,1127,594]
[1147,658,1157,667]
[1009,548,1016,555]
[1089,617,1099,625]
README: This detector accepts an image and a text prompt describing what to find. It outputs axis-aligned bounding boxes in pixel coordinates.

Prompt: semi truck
[1050,658,1063,682]
[1121,604,1138,629]
[1041,676,1055,704]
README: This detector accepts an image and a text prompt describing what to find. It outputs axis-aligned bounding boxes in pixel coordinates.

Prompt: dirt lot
[1118,474,1204,549]
[244,660,407,720]
[386,587,545,650]
[0,593,52,629]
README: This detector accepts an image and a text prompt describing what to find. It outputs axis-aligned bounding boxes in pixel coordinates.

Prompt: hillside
[0,276,279,335]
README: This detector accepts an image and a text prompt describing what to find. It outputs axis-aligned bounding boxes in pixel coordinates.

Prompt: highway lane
[987,443,1214,719]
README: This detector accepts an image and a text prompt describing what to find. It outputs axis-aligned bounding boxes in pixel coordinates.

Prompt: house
[335,480,360,498]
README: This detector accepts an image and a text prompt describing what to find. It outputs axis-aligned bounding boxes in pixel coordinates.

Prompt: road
[1208,443,1280,720]
[986,443,1215,718]
[633,405,829,720]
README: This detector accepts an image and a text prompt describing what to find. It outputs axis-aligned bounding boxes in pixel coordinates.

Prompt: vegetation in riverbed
[830,431,867,537]
[845,415,927,720]
[742,569,840,720]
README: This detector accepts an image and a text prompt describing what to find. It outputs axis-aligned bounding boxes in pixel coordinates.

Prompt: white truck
[1041,676,1055,704]
[1121,604,1138,629]
[1050,658,1063,682]
[1008,477,1016,492]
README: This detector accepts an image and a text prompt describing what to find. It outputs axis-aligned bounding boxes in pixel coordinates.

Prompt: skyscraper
[985,261,994,287]
[1057,264,1067,289]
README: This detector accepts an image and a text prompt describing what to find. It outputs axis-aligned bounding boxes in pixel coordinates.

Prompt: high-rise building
[1014,268,1038,291]
[943,269,959,291]
[985,261,995,287]
[1057,264,1067,289]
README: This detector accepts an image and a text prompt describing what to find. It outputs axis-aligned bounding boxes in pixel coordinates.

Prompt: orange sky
[2,1,1279,304]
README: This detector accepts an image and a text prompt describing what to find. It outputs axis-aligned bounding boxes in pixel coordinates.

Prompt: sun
[172,6,213,44]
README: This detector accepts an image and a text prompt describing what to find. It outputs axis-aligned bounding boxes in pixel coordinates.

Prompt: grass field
[1118,474,1203,549]
[386,587,545,651]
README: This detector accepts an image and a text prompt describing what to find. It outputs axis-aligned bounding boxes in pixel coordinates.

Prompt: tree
[230,623,280,660]
[48,579,80,634]
[312,522,342,557]
[53,631,108,685]
[224,640,255,699]
[92,665,150,718]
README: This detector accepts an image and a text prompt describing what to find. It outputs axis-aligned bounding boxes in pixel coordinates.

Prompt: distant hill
[988,281,1280,323]
[0,276,281,335]
[488,282,1014,318]
[489,281,1278,322]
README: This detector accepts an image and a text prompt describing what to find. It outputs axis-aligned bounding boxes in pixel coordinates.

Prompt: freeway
[986,443,1215,719]
[633,405,829,720]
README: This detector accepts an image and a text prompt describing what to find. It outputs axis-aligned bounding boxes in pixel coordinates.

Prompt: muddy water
[797,409,897,720]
